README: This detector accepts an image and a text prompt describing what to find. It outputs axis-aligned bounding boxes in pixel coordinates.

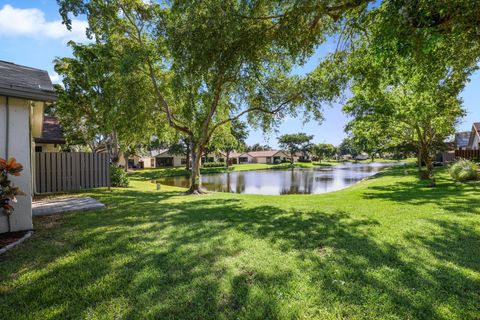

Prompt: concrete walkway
[32,197,105,217]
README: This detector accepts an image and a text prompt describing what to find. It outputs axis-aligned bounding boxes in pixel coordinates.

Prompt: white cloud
[0,4,88,42]
[49,72,61,84]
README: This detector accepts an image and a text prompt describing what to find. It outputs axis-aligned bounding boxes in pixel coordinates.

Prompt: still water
[160,162,402,195]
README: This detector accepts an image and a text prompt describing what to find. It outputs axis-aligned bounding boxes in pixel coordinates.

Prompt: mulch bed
[0,231,29,249]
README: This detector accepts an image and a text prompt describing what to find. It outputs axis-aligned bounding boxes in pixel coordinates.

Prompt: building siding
[473,134,480,150]
[0,96,33,233]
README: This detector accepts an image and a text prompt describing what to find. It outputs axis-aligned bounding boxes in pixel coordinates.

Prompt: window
[181,158,187,165]
[35,146,43,152]
[239,157,248,163]
[151,159,155,167]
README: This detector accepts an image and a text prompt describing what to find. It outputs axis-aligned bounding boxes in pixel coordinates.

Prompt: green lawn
[1,165,479,319]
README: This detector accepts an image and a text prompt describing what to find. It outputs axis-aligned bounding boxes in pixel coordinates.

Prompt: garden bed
[0,230,32,254]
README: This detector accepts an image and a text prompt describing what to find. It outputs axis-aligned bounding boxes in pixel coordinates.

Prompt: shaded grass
[0,166,479,319]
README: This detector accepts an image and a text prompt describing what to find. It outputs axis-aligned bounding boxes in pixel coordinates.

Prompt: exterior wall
[34,143,61,152]
[140,157,156,168]
[256,157,268,164]
[156,152,184,167]
[473,134,480,150]
[238,154,254,164]
[273,151,289,163]
[0,96,33,233]
[173,155,183,167]
[31,101,43,138]
[119,154,142,168]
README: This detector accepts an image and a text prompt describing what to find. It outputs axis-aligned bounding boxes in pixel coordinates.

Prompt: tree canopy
[56,0,368,193]
[329,0,480,181]
[311,143,336,162]
[278,133,314,163]
[54,41,168,164]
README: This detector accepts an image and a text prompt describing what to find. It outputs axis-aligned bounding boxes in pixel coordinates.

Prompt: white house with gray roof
[0,60,56,233]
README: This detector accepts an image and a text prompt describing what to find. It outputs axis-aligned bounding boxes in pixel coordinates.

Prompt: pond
[159,162,404,195]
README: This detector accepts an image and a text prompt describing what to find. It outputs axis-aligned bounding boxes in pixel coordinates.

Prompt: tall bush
[450,159,478,182]
[110,164,129,187]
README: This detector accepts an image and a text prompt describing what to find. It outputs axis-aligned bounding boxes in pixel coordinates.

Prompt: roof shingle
[34,116,65,144]
[0,60,56,101]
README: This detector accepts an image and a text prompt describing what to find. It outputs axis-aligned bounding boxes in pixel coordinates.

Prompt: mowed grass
[0,165,479,319]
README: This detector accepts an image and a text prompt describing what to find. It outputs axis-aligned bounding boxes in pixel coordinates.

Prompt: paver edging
[0,231,33,255]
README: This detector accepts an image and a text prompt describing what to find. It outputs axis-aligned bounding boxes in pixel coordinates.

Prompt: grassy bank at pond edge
[130,158,415,181]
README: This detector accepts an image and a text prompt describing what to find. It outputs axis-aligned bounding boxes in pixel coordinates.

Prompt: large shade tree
[57,0,366,194]
[311,143,336,162]
[54,42,167,165]
[278,133,314,164]
[337,6,477,181]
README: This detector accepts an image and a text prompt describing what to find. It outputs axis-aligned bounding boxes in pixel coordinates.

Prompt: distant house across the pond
[234,150,290,164]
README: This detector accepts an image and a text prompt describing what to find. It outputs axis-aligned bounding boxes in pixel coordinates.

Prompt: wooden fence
[34,152,110,194]
[455,149,480,160]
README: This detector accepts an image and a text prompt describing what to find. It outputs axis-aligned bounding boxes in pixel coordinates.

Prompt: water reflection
[159,162,402,195]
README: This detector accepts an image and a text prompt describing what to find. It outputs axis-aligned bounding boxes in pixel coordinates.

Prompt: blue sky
[1,1,478,148]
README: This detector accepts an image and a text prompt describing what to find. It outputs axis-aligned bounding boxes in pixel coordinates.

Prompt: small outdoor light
[156,182,161,190]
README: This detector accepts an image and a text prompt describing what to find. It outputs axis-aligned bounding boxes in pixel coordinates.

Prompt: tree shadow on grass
[1,188,479,319]
[361,170,479,214]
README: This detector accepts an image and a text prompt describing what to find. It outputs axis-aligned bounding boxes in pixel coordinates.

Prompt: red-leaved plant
[0,157,24,233]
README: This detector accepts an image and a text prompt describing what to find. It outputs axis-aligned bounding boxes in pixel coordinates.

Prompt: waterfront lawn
[0,166,479,319]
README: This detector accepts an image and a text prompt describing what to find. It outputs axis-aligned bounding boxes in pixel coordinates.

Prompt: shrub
[110,164,129,187]
[450,159,478,182]
[0,157,25,232]
[202,162,225,168]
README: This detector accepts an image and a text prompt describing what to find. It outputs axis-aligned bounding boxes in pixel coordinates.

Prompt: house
[152,150,226,168]
[153,150,186,167]
[33,116,66,152]
[355,153,369,161]
[227,152,243,164]
[455,132,470,150]
[468,123,480,150]
[237,152,255,164]
[235,150,289,164]
[0,60,56,233]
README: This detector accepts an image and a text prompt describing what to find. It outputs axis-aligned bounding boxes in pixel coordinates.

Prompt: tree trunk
[123,151,130,172]
[6,213,11,233]
[417,149,422,172]
[185,143,191,170]
[290,152,294,165]
[226,150,230,167]
[419,145,436,186]
[187,147,207,194]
